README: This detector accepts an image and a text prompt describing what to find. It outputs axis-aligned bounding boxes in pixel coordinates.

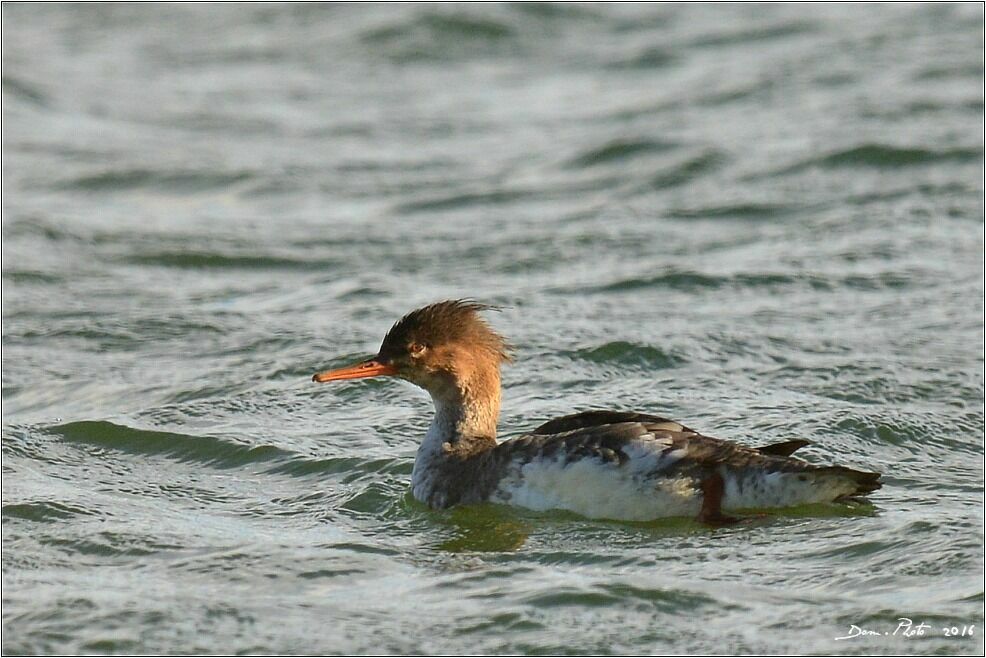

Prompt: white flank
[490,433,702,521]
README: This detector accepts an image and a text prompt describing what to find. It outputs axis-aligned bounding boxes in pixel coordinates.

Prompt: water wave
[2,74,50,106]
[563,341,686,369]
[2,500,95,522]
[49,421,291,468]
[124,251,342,271]
[58,168,253,193]
[646,149,726,189]
[361,11,516,62]
[566,138,678,168]
[772,144,983,176]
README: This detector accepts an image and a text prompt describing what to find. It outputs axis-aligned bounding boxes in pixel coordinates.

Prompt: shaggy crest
[379,300,511,363]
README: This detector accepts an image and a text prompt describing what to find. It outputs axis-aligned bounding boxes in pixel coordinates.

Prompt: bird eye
[409,342,427,357]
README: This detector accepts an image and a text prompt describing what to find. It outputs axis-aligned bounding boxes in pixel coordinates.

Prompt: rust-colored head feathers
[312,299,510,414]
[311,300,509,438]
[378,300,511,365]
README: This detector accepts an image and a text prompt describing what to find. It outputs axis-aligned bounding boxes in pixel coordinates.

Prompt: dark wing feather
[530,410,696,435]
[756,439,812,457]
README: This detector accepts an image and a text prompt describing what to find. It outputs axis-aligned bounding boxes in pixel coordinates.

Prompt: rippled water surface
[3,3,984,655]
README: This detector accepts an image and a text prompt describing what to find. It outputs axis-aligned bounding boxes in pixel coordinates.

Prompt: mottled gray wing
[521,422,815,470]
[532,411,815,460]
[497,420,704,471]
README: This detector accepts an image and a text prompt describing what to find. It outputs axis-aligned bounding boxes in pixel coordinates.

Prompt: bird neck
[410,364,502,507]
[426,365,501,447]
[411,356,500,463]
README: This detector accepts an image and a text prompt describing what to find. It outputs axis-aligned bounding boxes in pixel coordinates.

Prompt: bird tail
[756,439,812,457]
[817,466,883,499]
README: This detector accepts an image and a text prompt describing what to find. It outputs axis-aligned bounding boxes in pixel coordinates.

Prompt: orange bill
[312,358,398,383]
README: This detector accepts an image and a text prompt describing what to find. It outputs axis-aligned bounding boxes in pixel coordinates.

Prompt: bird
[311,300,881,525]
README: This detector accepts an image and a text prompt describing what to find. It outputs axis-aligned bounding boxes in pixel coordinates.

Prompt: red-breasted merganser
[312,300,881,524]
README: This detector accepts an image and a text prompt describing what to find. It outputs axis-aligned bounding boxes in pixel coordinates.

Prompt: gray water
[2,3,984,655]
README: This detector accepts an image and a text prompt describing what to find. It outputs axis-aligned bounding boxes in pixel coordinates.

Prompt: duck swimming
[312,300,881,525]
